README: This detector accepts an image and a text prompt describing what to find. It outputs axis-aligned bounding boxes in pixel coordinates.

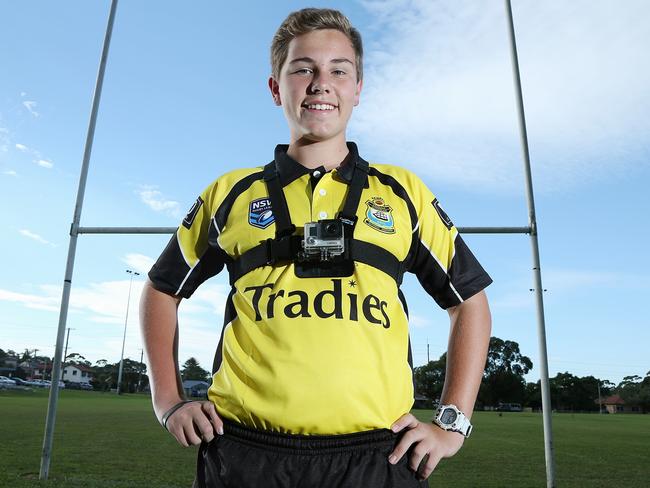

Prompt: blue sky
[1,0,648,385]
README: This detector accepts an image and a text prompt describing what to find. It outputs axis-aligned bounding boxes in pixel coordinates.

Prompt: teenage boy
[141,8,492,488]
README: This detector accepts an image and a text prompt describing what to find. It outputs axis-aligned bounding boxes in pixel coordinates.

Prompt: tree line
[3,340,649,412]
[414,336,650,413]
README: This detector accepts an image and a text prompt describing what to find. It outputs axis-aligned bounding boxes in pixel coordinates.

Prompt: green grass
[1,389,648,487]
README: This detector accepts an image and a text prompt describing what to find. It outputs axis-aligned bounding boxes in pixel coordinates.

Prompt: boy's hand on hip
[164,400,224,447]
[388,413,465,480]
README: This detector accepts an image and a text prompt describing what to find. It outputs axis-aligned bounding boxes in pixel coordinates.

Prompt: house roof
[64,363,94,372]
[602,394,625,405]
[182,380,209,389]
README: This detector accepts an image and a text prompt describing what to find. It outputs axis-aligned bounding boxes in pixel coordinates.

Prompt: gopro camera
[301,220,345,261]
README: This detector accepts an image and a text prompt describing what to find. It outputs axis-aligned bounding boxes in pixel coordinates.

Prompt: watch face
[440,408,458,425]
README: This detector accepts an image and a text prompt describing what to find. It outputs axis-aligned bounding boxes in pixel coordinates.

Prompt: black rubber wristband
[161,400,193,430]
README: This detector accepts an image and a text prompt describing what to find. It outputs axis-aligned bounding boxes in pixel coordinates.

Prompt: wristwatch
[432,404,473,438]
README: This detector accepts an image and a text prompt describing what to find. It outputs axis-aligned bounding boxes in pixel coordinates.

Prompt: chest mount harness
[226,159,407,286]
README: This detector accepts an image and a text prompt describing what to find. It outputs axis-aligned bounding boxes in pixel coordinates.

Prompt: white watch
[432,404,472,438]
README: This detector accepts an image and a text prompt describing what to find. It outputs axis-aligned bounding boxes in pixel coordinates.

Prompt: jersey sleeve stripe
[175,260,199,296]
[447,235,493,301]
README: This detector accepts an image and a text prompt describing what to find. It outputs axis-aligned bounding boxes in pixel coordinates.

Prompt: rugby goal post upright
[41,1,556,487]
[38,0,120,480]
[504,1,556,485]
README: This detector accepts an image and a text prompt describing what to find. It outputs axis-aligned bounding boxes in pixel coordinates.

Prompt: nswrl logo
[249,197,275,229]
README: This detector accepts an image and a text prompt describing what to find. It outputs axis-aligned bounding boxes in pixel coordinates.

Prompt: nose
[309,71,331,94]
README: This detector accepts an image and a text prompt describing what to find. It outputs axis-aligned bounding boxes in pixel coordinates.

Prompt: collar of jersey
[272,141,359,186]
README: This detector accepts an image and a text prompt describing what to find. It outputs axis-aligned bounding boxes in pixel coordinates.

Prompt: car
[0,376,17,388]
[496,402,523,412]
[80,383,93,390]
[10,377,30,386]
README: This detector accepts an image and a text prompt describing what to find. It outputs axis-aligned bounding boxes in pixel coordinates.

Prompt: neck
[286,136,349,171]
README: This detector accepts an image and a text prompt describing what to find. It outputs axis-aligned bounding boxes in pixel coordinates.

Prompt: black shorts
[193,420,429,488]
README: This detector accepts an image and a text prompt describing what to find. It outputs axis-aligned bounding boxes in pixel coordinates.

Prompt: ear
[353,78,363,107]
[268,76,282,106]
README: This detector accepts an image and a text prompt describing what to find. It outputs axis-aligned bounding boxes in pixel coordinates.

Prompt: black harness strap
[350,240,405,285]
[338,159,369,227]
[263,162,295,238]
[226,157,405,286]
[227,238,403,286]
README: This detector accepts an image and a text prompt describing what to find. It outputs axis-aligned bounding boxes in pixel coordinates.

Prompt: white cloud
[137,185,181,218]
[409,314,434,329]
[15,143,28,152]
[3,170,17,176]
[0,276,227,365]
[23,100,39,117]
[0,288,60,312]
[20,91,27,97]
[36,159,53,169]
[189,282,230,317]
[354,0,650,193]
[122,253,155,275]
[19,229,54,246]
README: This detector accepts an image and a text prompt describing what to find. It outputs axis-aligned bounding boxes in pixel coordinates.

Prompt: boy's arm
[388,290,491,479]
[140,279,224,446]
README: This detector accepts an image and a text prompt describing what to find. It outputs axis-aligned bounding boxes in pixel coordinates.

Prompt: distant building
[413,394,434,409]
[183,380,210,398]
[599,394,642,414]
[19,360,52,380]
[62,364,93,384]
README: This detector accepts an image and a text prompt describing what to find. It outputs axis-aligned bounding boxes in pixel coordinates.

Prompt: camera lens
[325,223,337,235]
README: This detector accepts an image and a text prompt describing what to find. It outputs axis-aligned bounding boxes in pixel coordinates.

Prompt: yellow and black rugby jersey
[149,142,492,435]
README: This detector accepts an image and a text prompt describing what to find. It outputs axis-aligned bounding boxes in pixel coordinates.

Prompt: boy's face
[269,29,362,145]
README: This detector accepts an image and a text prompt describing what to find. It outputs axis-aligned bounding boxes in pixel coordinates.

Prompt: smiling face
[269,29,363,145]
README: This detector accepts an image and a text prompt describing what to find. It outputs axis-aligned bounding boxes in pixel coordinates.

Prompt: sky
[1,0,648,386]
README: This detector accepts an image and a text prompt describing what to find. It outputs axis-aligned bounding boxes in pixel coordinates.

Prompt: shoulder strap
[263,161,295,238]
[338,159,369,227]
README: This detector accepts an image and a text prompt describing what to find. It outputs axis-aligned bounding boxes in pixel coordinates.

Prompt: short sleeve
[148,183,226,298]
[407,179,492,309]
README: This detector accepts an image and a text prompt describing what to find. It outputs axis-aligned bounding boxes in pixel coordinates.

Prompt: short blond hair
[271,8,363,81]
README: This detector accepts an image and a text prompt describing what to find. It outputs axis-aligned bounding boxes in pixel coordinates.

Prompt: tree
[617,373,650,413]
[413,353,446,402]
[65,352,91,367]
[479,337,533,407]
[527,373,614,411]
[89,358,147,393]
[181,357,210,382]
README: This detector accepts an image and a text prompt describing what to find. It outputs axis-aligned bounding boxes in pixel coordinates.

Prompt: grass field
[1,389,648,487]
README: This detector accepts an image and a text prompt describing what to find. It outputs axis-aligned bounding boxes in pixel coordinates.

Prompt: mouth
[301,102,338,112]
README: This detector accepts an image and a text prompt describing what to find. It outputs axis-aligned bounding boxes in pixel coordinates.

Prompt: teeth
[306,104,335,110]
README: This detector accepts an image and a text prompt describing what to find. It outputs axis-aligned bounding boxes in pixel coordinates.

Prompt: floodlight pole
[39,0,119,480]
[116,269,139,394]
[504,1,556,487]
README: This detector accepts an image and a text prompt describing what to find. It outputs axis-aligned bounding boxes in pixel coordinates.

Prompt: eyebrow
[288,57,354,65]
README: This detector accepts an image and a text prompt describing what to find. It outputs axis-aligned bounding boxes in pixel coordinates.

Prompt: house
[183,380,210,398]
[62,364,93,384]
[413,393,434,409]
[19,360,52,380]
[599,394,642,414]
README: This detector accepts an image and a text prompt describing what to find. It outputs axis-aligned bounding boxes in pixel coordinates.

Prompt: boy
[141,8,492,488]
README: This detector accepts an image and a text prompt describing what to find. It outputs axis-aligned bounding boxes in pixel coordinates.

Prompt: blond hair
[271,8,363,81]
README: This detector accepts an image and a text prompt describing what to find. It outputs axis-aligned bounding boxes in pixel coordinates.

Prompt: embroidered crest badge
[364,197,395,234]
[249,197,275,229]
